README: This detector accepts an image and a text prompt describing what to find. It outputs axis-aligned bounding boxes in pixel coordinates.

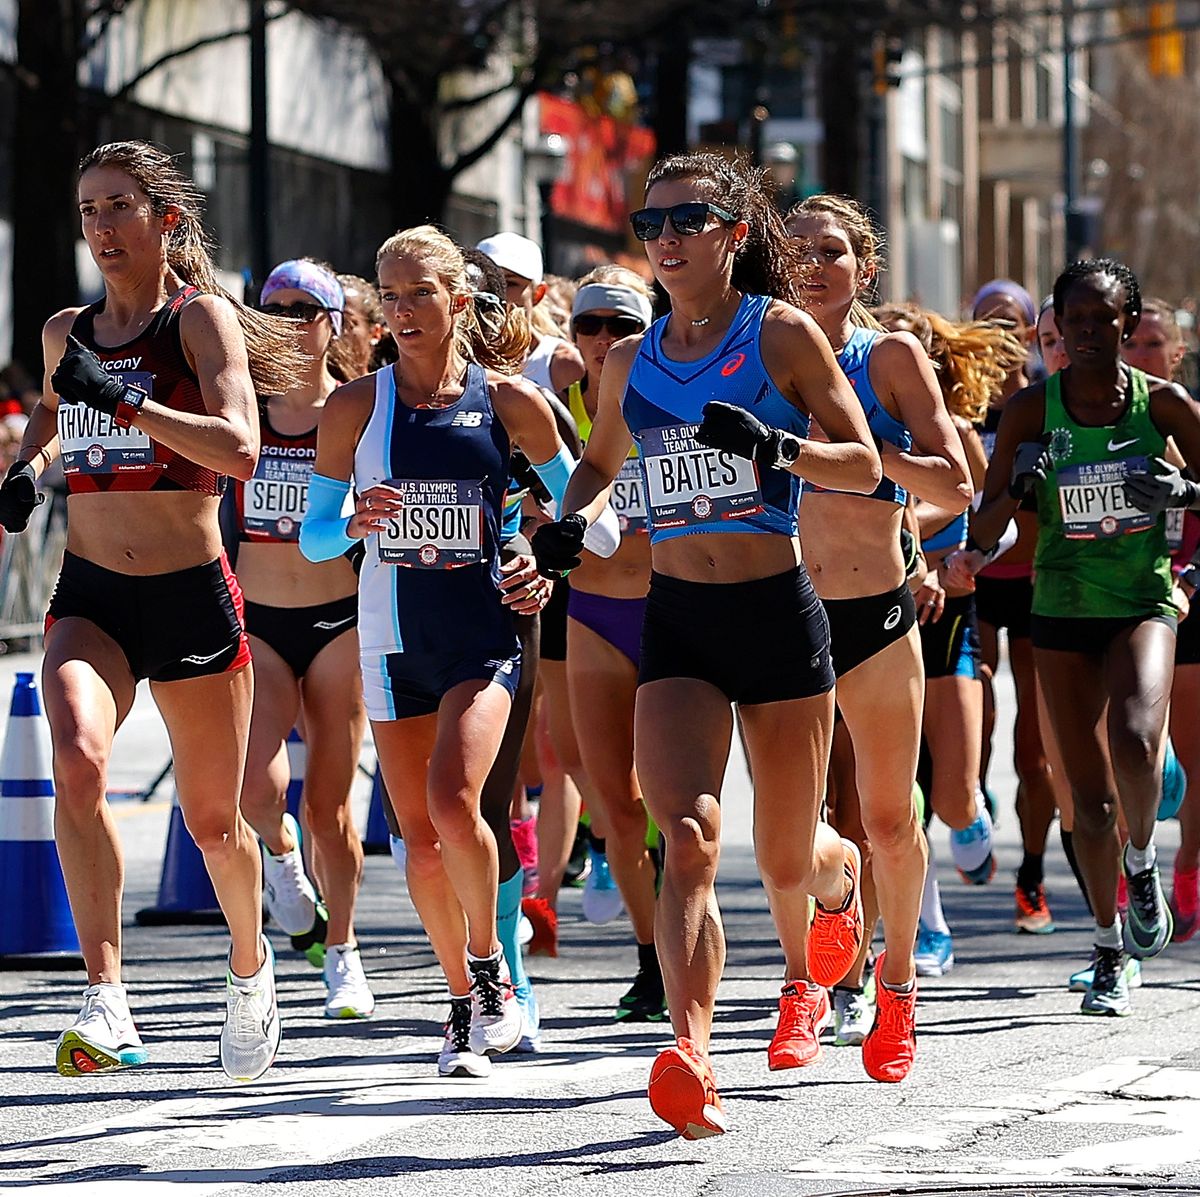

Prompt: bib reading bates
[641,424,762,530]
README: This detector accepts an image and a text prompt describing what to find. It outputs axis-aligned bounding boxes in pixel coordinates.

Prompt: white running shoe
[581,846,624,925]
[262,813,319,937]
[323,943,376,1019]
[56,983,149,1077]
[517,912,534,948]
[832,987,873,1047]
[514,979,541,1053]
[220,936,281,1082]
[439,996,489,1078]
[467,950,523,1055]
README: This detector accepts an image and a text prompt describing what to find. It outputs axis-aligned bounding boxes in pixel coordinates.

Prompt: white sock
[389,834,407,874]
[920,842,951,935]
[1125,840,1157,875]
[1095,919,1122,950]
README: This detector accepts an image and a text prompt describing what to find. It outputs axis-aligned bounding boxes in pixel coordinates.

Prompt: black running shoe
[563,823,591,887]
[615,966,667,1022]
[1080,945,1131,1016]
[1123,857,1173,960]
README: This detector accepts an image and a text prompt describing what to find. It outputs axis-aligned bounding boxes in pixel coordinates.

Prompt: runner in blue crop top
[785,197,973,1080]
[532,154,882,1139]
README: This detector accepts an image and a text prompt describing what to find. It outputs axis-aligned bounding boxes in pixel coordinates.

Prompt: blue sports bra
[621,293,809,545]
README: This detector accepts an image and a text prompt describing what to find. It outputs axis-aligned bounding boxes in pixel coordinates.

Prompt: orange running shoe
[648,1037,727,1140]
[1014,884,1055,934]
[768,981,831,1070]
[807,839,863,988]
[862,951,916,1083]
[521,897,558,957]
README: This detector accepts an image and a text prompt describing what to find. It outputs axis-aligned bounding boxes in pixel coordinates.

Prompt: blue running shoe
[951,811,997,885]
[1069,951,1142,993]
[1159,739,1187,821]
[582,846,624,924]
[513,978,541,1053]
[914,925,954,977]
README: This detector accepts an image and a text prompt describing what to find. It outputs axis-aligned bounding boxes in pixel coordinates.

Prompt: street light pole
[249,0,271,288]
[1062,0,1083,261]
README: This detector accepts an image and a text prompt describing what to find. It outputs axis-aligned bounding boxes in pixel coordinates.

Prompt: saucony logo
[180,648,228,665]
[313,616,354,631]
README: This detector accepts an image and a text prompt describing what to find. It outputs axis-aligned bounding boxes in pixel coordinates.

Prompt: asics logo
[884,605,903,630]
[451,411,484,428]
[313,616,354,630]
[180,648,227,665]
[1108,437,1138,452]
[721,353,746,377]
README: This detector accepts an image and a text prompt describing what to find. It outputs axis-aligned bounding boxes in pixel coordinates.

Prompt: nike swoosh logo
[1108,438,1138,452]
[313,616,354,630]
[180,648,228,665]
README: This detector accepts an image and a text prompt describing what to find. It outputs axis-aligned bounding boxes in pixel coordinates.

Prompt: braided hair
[643,152,806,307]
[1052,258,1142,326]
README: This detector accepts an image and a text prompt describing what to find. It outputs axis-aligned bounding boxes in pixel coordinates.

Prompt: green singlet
[1033,366,1174,620]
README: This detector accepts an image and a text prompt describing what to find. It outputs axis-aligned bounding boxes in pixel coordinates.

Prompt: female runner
[784,198,971,1067]
[975,259,1200,1016]
[534,154,880,1138]
[300,226,571,1077]
[0,140,302,1080]
[233,258,373,1019]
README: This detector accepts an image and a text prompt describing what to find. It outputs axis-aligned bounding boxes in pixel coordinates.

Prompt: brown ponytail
[78,141,306,395]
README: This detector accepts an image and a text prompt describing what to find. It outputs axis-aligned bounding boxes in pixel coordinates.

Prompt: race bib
[640,424,763,531]
[58,371,157,476]
[377,479,484,568]
[1057,456,1155,539]
[244,450,313,541]
[612,457,648,534]
[1166,507,1185,551]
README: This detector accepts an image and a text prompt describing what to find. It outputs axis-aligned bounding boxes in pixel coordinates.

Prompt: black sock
[637,941,660,975]
[1060,828,1093,915]
[1017,851,1044,893]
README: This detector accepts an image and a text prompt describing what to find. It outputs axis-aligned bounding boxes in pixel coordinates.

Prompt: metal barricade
[0,492,67,642]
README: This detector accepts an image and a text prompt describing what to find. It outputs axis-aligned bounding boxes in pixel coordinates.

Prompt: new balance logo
[451,411,484,428]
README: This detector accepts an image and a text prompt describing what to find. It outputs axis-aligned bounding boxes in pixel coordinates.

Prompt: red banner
[539,94,656,234]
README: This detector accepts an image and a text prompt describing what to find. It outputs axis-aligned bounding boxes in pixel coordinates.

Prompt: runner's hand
[348,484,404,538]
[499,553,552,613]
[941,548,985,592]
[696,401,781,467]
[50,335,127,416]
[914,569,945,625]
[1008,438,1053,500]
[1124,458,1200,514]
[0,461,44,534]
[531,514,586,578]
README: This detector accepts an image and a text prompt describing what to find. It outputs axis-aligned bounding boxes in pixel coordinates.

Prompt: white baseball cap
[476,232,544,287]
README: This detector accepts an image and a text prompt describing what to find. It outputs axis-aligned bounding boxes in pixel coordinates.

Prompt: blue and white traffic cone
[362,765,391,855]
[0,672,82,968]
[285,727,305,820]
[135,789,224,926]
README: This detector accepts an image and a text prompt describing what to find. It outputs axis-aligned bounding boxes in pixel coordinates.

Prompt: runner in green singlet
[974,259,1200,1018]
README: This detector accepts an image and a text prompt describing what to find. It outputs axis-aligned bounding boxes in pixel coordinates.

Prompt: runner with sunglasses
[974,258,1200,1016]
[556,265,664,1019]
[533,154,880,1138]
[0,140,304,1079]
[785,197,971,1064]
[301,225,574,1077]
[231,259,373,1019]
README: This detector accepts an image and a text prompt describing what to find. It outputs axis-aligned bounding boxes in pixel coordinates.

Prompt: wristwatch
[113,382,147,429]
[773,432,802,470]
[1179,562,1200,591]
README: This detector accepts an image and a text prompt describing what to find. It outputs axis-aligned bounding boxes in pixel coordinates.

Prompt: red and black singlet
[58,286,225,496]
[232,401,317,543]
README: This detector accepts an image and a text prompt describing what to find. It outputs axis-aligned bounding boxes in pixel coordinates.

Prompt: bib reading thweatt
[1057,456,1155,540]
[378,479,484,568]
[58,370,156,476]
[641,424,763,531]
[244,451,313,541]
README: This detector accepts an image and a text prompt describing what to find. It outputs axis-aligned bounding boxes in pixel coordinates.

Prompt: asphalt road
[0,647,1198,1197]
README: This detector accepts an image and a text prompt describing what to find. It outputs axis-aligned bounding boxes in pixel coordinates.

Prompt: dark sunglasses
[260,301,328,323]
[572,314,646,338]
[629,202,736,242]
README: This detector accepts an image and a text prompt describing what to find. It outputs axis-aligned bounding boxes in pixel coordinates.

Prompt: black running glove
[1008,439,1053,501]
[531,513,587,579]
[0,461,45,534]
[696,401,782,468]
[51,335,126,417]
[1123,459,1200,514]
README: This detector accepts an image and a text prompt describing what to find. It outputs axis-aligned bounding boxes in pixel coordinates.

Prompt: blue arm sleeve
[299,473,358,562]
[530,444,574,515]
